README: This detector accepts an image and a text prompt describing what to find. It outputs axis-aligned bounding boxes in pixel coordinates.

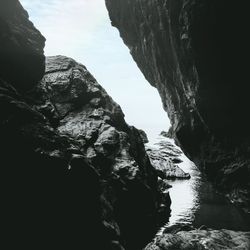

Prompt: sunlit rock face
[105,0,250,211]
[0,0,45,91]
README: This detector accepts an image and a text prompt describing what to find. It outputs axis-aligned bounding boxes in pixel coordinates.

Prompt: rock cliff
[105,0,250,211]
[0,2,170,249]
[0,0,45,91]
[29,56,171,249]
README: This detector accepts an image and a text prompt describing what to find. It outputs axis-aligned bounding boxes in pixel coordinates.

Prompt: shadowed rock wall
[105,0,250,211]
[0,0,45,91]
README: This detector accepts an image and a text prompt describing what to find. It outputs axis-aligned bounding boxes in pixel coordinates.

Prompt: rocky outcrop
[0,49,170,249]
[0,1,171,248]
[0,0,45,91]
[28,55,171,249]
[105,0,250,211]
[146,137,190,180]
[145,229,250,250]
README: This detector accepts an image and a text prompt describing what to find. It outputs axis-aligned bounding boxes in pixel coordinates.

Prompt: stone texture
[105,0,250,212]
[0,0,45,91]
[0,49,169,248]
[145,229,250,250]
[0,2,171,247]
[0,77,106,249]
[30,56,171,249]
[146,138,189,180]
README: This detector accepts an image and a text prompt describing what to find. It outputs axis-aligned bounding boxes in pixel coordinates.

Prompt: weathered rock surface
[0,2,171,248]
[145,229,250,250]
[0,0,45,91]
[1,50,169,249]
[146,137,189,180]
[105,0,250,212]
[30,55,172,249]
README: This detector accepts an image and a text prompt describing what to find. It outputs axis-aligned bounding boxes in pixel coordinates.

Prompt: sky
[20,0,170,140]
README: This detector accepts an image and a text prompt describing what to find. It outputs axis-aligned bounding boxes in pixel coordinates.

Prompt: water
[148,136,250,235]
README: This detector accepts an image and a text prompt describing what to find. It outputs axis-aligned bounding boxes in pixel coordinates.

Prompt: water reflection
[154,137,250,235]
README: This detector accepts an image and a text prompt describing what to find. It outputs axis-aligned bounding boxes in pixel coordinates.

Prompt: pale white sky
[20,0,170,140]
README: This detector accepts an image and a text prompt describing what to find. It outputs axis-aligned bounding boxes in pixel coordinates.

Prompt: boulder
[146,137,190,180]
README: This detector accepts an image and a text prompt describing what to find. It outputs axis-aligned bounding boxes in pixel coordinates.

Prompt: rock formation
[146,137,190,180]
[29,55,171,249]
[0,2,170,249]
[145,229,250,250]
[105,0,250,211]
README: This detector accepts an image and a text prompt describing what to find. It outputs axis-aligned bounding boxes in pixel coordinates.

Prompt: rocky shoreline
[1,1,250,249]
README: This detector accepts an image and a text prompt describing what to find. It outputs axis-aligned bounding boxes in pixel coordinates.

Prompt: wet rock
[105,0,250,212]
[146,138,190,180]
[0,0,45,91]
[145,229,250,250]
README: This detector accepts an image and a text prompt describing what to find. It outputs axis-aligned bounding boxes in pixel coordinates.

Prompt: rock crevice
[105,0,250,211]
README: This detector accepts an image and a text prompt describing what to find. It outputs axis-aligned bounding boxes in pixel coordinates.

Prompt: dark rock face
[31,55,171,249]
[0,2,170,248]
[0,0,45,91]
[1,53,168,249]
[105,0,250,211]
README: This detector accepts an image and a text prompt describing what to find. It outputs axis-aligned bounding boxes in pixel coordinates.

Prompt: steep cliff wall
[105,0,250,211]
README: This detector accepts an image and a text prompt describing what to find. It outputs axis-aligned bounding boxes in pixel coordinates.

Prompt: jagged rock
[145,229,250,250]
[105,0,250,211]
[0,2,170,247]
[146,138,190,180]
[0,77,108,249]
[34,56,171,249]
[1,53,169,250]
[0,0,45,91]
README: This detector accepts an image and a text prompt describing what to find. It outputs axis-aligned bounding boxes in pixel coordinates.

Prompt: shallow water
[149,137,250,235]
